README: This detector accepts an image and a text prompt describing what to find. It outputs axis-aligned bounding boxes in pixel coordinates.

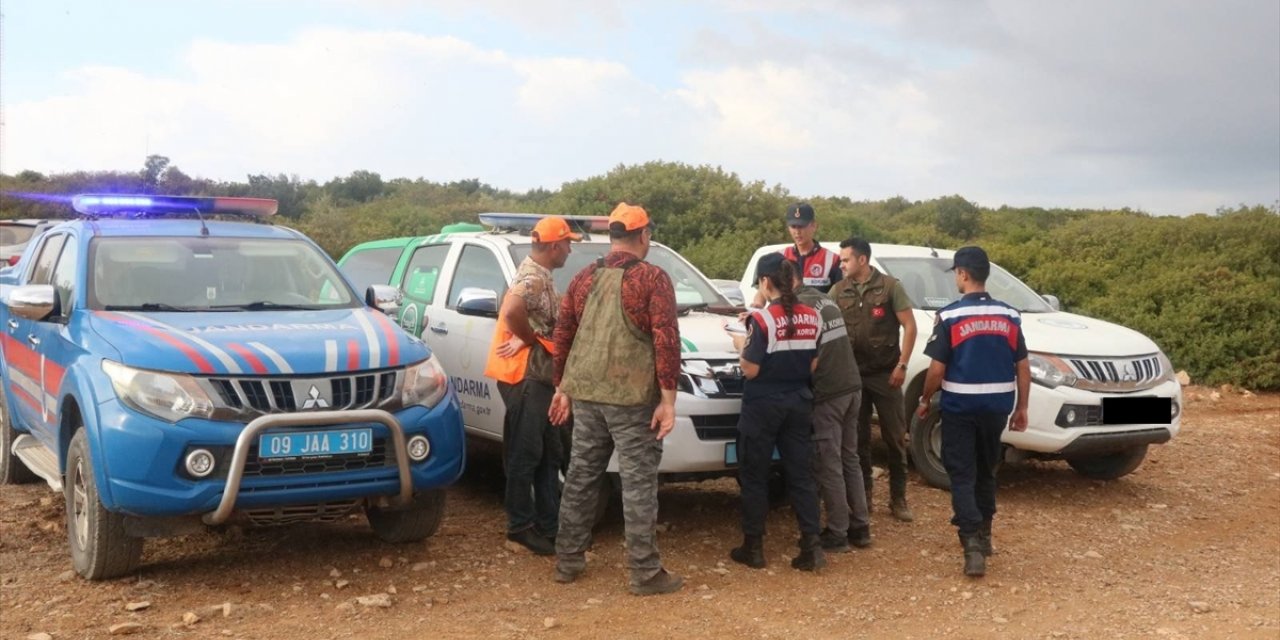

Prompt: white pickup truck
[740,242,1182,488]
[339,214,752,495]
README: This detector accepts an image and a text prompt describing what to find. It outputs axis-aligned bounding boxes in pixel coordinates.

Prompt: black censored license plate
[1102,397,1173,425]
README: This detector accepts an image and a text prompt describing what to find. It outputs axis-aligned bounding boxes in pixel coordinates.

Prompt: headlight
[680,360,722,398]
[1027,353,1078,389]
[400,356,448,408]
[1156,351,1177,384]
[101,360,216,422]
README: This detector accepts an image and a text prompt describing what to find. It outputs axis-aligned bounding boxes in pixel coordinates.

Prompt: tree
[141,155,170,190]
[935,195,981,240]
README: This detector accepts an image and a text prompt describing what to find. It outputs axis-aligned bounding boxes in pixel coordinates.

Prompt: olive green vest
[560,262,659,406]
[832,268,902,374]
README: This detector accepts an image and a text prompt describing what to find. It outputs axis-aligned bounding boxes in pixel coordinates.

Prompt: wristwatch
[896,363,908,370]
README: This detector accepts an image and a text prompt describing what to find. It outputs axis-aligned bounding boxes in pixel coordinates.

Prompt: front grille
[1067,355,1164,392]
[243,437,396,477]
[242,500,362,526]
[692,414,740,440]
[205,371,400,414]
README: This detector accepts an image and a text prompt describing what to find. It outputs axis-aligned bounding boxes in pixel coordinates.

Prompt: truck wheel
[366,488,446,543]
[65,429,143,580]
[1067,445,1149,480]
[909,408,953,490]
[0,391,38,484]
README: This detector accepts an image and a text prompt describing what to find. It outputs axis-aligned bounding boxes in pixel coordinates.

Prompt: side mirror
[1041,294,1061,311]
[6,284,57,321]
[456,287,499,318]
[366,285,403,315]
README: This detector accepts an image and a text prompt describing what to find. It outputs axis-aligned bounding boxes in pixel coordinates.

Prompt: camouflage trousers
[555,400,663,586]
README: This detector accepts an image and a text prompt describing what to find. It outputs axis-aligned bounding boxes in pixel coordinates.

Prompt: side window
[339,247,404,294]
[51,238,79,315]
[446,245,506,309]
[27,234,67,286]
[402,244,450,303]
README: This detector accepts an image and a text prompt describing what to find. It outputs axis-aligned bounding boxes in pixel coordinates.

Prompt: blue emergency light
[71,194,278,217]
[477,212,610,233]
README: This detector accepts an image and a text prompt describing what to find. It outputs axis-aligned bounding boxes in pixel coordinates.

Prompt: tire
[0,390,38,484]
[65,429,143,580]
[366,488,446,543]
[1067,445,1149,480]
[909,408,953,490]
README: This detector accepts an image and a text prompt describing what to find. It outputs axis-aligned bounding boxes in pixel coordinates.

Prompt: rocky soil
[2,387,1277,639]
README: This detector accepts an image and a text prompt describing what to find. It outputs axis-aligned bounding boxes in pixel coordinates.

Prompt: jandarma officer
[728,254,827,572]
[916,246,1030,577]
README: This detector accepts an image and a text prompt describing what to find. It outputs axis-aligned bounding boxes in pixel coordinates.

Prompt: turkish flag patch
[872,306,887,319]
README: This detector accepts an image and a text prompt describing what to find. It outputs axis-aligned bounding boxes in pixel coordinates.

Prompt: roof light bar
[71,194,278,217]
[477,212,610,233]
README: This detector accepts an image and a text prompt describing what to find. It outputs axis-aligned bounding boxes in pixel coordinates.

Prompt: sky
[1,0,1277,216]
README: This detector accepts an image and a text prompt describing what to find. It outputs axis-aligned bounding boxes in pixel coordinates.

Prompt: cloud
[4,1,1278,215]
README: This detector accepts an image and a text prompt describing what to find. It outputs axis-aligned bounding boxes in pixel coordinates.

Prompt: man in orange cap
[485,216,579,555]
[550,202,684,596]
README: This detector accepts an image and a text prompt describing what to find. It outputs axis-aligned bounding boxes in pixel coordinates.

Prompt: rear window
[0,224,37,246]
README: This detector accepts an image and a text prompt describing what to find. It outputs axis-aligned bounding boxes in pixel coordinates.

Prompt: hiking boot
[629,569,684,596]
[959,532,986,577]
[730,535,767,569]
[978,520,994,557]
[791,534,828,572]
[819,528,851,553]
[508,528,555,556]
[553,565,580,584]
[848,525,873,549]
[890,498,915,523]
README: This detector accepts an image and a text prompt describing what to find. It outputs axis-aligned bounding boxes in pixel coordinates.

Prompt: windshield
[0,225,37,247]
[509,243,729,308]
[89,237,360,311]
[877,257,1053,313]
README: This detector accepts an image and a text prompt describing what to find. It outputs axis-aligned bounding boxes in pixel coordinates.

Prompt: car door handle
[26,334,40,346]
[429,324,448,335]
[6,319,17,330]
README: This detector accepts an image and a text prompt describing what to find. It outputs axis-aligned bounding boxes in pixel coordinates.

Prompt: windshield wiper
[209,301,323,311]
[104,303,195,312]
[677,302,710,316]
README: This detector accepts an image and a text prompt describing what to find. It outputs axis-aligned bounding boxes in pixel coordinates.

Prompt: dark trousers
[857,370,910,500]
[737,395,821,537]
[498,379,562,535]
[940,411,1006,535]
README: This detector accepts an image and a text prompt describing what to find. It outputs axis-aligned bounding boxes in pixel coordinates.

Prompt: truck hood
[89,308,428,376]
[677,311,739,359]
[920,309,1161,357]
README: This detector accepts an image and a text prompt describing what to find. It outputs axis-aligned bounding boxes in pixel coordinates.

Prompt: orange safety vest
[483,316,556,385]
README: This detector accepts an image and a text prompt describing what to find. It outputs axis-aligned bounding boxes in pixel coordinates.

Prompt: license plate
[724,442,782,466]
[1102,397,1173,425]
[258,428,373,460]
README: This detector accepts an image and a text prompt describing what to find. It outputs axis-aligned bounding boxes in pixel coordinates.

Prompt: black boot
[791,534,828,572]
[979,520,994,557]
[730,535,767,569]
[848,525,873,549]
[959,532,986,577]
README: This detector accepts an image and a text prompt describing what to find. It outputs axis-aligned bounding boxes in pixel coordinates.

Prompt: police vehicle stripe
[942,380,1017,394]
[117,312,243,374]
[369,311,400,366]
[249,342,294,375]
[324,340,339,372]
[938,305,1021,322]
[6,366,43,411]
[102,314,216,374]
[351,310,382,369]
[226,343,268,374]
[345,339,360,371]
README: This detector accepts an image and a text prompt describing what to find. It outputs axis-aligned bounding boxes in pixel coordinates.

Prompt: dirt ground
[1,388,1277,640]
